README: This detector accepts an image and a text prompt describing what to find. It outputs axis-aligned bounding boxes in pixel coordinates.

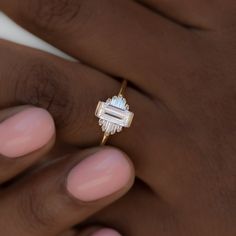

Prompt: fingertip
[91,228,122,236]
[0,107,55,158]
[67,147,134,202]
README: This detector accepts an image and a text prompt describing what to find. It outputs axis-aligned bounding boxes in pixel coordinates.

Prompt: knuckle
[16,59,74,127]
[18,186,56,231]
[27,0,85,30]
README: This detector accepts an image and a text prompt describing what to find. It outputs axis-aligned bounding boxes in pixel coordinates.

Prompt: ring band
[95,80,134,145]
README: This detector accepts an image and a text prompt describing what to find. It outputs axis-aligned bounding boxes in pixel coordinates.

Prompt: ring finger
[0,39,164,183]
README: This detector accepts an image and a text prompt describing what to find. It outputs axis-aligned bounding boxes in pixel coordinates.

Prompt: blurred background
[0,11,72,60]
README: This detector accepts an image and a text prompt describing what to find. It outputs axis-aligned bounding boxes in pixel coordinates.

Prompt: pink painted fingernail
[67,149,132,202]
[0,107,55,158]
[91,228,121,236]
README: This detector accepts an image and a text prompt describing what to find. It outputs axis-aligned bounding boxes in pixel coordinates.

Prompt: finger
[0,39,160,183]
[0,0,195,95]
[89,228,121,236]
[68,227,122,236]
[0,105,55,183]
[0,147,134,236]
[1,38,187,197]
[0,39,143,144]
[58,228,116,236]
[138,0,236,29]
[79,228,122,236]
[84,180,157,236]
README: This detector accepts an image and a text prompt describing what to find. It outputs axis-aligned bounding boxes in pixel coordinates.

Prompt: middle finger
[0,0,197,97]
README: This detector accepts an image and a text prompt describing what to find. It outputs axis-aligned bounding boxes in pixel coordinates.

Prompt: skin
[0,106,134,236]
[0,0,235,235]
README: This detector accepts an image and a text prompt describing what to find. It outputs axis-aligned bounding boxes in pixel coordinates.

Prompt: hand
[0,40,135,235]
[0,25,138,235]
[1,0,236,235]
[0,105,134,236]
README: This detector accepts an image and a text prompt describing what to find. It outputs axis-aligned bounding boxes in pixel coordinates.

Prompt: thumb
[59,228,122,236]
[0,147,134,236]
[79,228,122,236]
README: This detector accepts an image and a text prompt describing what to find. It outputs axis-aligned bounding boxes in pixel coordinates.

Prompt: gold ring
[95,80,134,145]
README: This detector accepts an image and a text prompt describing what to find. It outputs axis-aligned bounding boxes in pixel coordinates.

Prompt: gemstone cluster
[95,95,134,135]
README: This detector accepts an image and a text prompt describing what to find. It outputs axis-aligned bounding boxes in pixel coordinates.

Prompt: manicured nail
[0,108,55,158]
[67,149,131,202]
[91,228,121,236]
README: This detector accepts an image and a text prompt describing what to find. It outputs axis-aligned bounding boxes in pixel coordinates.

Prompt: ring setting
[95,80,134,145]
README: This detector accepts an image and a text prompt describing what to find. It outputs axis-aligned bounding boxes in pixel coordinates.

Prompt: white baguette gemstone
[95,95,134,135]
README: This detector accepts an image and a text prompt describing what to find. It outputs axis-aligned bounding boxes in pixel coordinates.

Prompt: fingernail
[67,149,131,202]
[0,108,55,158]
[91,228,121,236]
